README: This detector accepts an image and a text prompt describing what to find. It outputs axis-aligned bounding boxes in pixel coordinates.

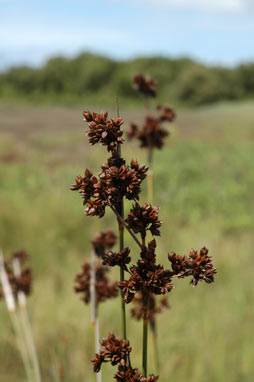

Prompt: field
[0,101,253,381]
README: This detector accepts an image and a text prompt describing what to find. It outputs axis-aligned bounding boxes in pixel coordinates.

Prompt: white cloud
[123,0,251,12]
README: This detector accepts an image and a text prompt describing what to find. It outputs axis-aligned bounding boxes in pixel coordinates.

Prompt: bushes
[0,53,253,105]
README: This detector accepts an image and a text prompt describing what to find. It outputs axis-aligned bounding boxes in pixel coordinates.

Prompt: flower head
[126,203,161,239]
[168,247,216,286]
[83,110,124,152]
[119,240,173,303]
[70,169,98,204]
[92,333,131,372]
[92,230,117,257]
[157,105,176,122]
[133,74,157,98]
[102,247,131,271]
[74,263,118,304]
[0,252,32,300]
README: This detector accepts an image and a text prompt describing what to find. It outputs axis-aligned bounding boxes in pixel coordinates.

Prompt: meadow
[0,101,253,381]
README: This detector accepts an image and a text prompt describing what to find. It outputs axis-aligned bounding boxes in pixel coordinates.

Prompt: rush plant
[71,103,216,381]
[0,250,41,382]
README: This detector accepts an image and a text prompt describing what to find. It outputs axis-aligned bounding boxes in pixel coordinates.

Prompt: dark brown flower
[114,365,159,382]
[133,74,157,98]
[70,169,98,204]
[137,116,168,149]
[126,122,138,141]
[0,257,32,300]
[74,262,118,304]
[92,334,131,372]
[98,159,148,205]
[92,230,117,257]
[119,240,173,303]
[84,110,124,152]
[12,250,28,263]
[157,105,176,122]
[168,247,216,286]
[102,247,131,271]
[72,159,147,218]
[131,292,170,322]
[126,203,162,239]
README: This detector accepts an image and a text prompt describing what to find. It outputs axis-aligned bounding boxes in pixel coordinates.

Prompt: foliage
[0,53,254,106]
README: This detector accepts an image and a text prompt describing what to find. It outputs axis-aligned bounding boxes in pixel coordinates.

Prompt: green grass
[0,101,253,381]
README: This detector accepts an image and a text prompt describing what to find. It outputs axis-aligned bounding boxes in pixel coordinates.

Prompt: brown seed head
[126,203,161,239]
[168,247,216,286]
[102,247,131,271]
[92,230,117,257]
[133,74,157,98]
[84,110,124,152]
[119,240,173,303]
[74,262,118,304]
[92,333,131,372]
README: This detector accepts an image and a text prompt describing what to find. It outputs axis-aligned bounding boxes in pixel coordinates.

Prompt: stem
[90,250,102,382]
[147,147,154,206]
[142,293,149,377]
[0,251,33,381]
[110,206,142,249]
[150,320,160,376]
[115,96,127,341]
[13,258,42,382]
[119,208,127,340]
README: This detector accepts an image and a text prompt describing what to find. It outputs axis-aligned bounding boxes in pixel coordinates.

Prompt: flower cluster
[0,251,32,299]
[74,263,118,304]
[92,334,159,381]
[126,203,161,239]
[156,104,176,123]
[133,74,157,98]
[168,247,216,286]
[127,116,170,149]
[131,293,170,323]
[119,240,173,304]
[102,247,131,271]
[70,169,97,204]
[71,155,148,218]
[12,250,29,263]
[83,111,124,152]
[92,229,117,257]
[92,333,131,372]
[114,365,158,382]
[129,72,176,149]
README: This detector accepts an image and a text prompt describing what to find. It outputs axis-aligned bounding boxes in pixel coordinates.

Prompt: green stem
[115,96,127,341]
[119,215,127,340]
[142,294,149,377]
[147,147,153,206]
[150,320,159,376]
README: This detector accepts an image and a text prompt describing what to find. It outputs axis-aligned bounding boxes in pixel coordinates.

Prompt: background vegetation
[1,53,254,106]
[0,101,253,381]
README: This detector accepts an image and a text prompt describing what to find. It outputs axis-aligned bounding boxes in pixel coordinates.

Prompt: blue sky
[0,0,254,70]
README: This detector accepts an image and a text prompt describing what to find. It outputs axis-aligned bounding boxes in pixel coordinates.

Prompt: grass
[0,101,253,381]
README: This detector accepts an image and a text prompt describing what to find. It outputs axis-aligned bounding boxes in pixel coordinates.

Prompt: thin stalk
[142,293,149,377]
[0,251,33,381]
[110,206,142,249]
[116,96,127,340]
[147,147,154,206]
[150,320,159,376]
[90,250,102,382]
[13,258,41,382]
[119,221,127,340]
[145,95,160,375]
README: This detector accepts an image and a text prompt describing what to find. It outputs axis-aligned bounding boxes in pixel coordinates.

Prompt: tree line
[0,53,253,106]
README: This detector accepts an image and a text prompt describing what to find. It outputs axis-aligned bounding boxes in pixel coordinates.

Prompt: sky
[0,0,254,70]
